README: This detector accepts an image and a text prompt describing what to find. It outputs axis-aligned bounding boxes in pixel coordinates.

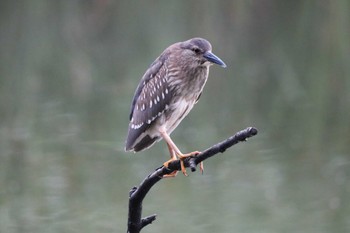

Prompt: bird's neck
[177,65,209,100]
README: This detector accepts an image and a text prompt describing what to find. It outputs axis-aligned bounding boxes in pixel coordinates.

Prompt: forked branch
[127,127,258,233]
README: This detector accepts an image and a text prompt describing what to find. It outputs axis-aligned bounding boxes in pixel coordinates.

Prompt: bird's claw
[163,151,202,177]
[162,159,178,178]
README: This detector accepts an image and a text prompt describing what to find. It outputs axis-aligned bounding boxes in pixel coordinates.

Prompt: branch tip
[129,186,137,197]
[189,158,196,172]
[141,214,157,229]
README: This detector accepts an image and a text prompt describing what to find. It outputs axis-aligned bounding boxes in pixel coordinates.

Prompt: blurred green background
[1,1,349,233]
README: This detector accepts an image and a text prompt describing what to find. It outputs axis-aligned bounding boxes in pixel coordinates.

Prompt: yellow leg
[160,128,202,176]
[162,143,178,178]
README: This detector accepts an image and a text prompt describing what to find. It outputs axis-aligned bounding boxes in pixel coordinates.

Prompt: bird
[125,38,226,176]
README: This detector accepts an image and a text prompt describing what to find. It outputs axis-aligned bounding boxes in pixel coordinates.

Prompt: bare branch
[141,214,157,229]
[127,127,258,233]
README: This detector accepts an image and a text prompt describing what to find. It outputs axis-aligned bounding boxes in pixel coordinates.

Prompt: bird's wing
[125,54,173,151]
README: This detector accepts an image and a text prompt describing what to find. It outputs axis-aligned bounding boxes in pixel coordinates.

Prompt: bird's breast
[163,97,196,134]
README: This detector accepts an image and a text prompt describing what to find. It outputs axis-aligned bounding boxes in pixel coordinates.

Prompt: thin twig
[127,127,258,233]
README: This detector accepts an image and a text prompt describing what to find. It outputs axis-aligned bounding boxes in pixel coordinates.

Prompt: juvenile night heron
[125,38,226,176]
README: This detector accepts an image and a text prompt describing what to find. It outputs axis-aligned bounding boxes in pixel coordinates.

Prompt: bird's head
[177,38,226,68]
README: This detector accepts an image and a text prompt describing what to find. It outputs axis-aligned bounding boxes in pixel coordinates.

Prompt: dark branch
[127,127,258,233]
[141,214,157,229]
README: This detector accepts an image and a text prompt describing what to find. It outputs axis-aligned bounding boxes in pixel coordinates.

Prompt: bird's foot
[178,151,201,176]
[162,151,202,177]
[199,161,204,174]
[162,159,178,178]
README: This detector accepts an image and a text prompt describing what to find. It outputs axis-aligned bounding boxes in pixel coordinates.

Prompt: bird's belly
[164,98,195,134]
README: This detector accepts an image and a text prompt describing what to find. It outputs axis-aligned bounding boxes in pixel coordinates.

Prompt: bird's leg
[160,129,201,176]
[162,143,178,178]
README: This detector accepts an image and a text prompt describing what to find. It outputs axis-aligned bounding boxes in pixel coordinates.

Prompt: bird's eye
[192,47,201,54]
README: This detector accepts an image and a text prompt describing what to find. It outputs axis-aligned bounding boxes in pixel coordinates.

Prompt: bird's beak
[203,51,226,68]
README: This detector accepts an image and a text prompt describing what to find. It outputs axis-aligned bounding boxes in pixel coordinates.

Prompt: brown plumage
[125,38,226,176]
